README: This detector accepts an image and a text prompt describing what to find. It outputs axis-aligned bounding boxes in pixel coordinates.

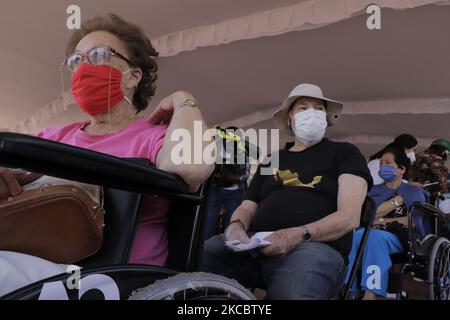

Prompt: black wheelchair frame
[0,132,211,300]
[344,196,450,300]
[388,202,450,300]
[342,197,377,299]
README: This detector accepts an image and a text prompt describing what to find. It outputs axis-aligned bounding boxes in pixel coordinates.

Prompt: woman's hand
[148,91,195,125]
[384,216,409,226]
[0,167,22,200]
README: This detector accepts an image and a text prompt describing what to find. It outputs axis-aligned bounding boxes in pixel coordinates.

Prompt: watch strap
[175,98,199,111]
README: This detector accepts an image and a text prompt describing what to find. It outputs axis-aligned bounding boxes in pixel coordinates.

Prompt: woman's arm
[375,195,404,220]
[152,91,215,192]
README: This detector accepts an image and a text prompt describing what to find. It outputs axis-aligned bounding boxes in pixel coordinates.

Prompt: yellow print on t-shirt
[273,168,322,188]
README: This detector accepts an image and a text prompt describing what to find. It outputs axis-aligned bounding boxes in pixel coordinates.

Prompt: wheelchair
[0,133,255,300]
[345,192,450,300]
[388,192,450,300]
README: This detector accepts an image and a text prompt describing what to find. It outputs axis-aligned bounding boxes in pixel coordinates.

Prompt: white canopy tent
[1,0,450,158]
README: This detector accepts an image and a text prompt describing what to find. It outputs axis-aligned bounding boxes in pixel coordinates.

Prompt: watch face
[303,229,311,241]
[186,99,199,106]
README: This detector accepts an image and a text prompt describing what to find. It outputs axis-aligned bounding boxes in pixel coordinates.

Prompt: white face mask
[292,108,328,145]
[406,151,416,163]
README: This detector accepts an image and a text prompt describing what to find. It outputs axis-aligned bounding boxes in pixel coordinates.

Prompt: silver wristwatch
[175,98,199,111]
[391,199,400,208]
[301,226,312,242]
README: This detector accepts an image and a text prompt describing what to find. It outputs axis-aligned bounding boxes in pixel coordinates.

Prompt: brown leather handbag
[0,173,105,264]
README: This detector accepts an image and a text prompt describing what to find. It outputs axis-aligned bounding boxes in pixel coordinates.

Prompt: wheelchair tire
[428,237,450,300]
[128,272,256,300]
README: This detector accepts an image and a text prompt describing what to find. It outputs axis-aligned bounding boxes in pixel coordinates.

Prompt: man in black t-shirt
[202,84,372,299]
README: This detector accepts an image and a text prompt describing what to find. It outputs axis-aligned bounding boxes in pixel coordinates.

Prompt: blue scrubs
[346,229,403,297]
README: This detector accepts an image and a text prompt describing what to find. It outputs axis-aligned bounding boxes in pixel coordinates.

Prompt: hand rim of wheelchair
[428,237,450,300]
[128,272,256,300]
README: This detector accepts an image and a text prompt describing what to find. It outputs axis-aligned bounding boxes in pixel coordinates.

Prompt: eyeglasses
[62,46,135,72]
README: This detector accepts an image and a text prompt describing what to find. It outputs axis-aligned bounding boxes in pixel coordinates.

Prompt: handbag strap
[12,170,43,186]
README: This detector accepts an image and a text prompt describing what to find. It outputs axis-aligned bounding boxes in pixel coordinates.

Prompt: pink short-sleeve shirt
[38,118,170,266]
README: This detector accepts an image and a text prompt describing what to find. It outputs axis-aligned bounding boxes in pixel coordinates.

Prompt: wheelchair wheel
[128,272,256,300]
[428,237,450,300]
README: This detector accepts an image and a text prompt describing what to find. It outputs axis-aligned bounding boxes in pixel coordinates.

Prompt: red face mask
[71,64,126,117]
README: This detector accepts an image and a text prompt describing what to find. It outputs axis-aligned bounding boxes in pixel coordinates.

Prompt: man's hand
[224,221,250,244]
[259,227,302,256]
[0,167,22,200]
[148,91,195,125]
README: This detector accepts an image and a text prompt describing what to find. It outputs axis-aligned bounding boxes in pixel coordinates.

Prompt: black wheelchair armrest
[411,201,441,217]
[0,132,190,198]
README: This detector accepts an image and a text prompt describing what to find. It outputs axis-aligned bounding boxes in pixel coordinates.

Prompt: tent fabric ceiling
[0,0,305,130]
[2,0,450,158]
[152,0,450,57]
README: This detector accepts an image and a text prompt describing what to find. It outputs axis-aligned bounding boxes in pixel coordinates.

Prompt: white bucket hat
[273,83,344,136]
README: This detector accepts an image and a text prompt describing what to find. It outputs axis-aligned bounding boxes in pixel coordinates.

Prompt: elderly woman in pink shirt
[0,14,213,296]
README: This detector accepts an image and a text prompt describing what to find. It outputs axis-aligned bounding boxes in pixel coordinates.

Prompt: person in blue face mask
[345,146,427,300]
[367,134,418,186]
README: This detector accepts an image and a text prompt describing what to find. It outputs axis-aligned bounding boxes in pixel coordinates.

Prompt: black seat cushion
[78,189,143,269]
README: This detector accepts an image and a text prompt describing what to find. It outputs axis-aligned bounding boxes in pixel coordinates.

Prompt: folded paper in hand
[225,232,273,252]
